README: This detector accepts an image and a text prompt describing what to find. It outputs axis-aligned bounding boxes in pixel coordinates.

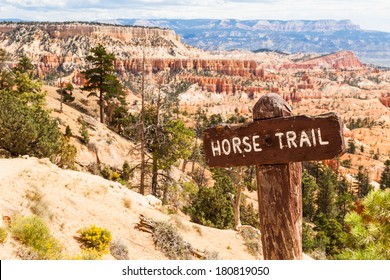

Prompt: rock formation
[281,51,364,70]
[0,22,179,42]
[379,93,390,108]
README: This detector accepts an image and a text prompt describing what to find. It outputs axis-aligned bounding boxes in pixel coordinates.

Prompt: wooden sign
[203,112,345,168]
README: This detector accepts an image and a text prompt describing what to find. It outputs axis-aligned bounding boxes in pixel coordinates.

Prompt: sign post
[203,93,345,259]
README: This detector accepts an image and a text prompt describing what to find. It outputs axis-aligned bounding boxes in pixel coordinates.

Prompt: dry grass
[110,239,129,260]
[25,188,53,220]
[122,197,132,209]
[153,221,193,260]
[192,225,203,236]
[239,226,262,258]
[172,215,189,231]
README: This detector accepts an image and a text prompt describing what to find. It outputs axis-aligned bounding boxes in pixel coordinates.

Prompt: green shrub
[340,159,352,168]
[56,141,77,169]
[185,169,235,229]
[78,118,90,144]
[0,93,72,163]
[101,166,119,181]
[11,215,62,259]
[240,202,260,229]
[0,227,8,243]
[121,160,132,181]
[78,225,112,254]
[65,125,72,138]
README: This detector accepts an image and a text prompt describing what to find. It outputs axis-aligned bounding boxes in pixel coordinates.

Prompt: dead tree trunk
[229,167,244,230]
[253,93,303,260]
[140,51,146,195]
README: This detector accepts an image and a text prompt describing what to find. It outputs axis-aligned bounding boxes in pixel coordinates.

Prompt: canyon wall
[0,22,179,42]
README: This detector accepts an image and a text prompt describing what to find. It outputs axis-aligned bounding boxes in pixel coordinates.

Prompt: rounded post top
[253,93,292,120]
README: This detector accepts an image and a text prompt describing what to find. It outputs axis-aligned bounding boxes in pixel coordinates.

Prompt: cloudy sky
[0,0,389,32]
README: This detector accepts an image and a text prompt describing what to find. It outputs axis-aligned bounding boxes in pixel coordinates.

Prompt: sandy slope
[0,157,262,260]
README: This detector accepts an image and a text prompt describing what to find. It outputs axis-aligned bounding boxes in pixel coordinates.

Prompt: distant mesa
[104,18,390,67]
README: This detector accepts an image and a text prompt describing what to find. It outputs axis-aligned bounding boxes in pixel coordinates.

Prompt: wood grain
[254,93,302,260]
[203,112,345,168]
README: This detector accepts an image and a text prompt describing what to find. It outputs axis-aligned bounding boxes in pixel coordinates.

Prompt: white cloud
[0,0,388,32]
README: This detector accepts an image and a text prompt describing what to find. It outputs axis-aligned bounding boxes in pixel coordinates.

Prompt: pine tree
[302,170,318,221]
[338,190,390,260]
[316,165,337,219]
[82,44,124,124]
[356,166,372,198]
[335,176,354,225]
[0,93,74,167]
[314,213,346,257]
[0,52,75,168]
[11,56,45,106]
[186,169,235,229]
[380,160,390,189]
[347,138,356,154]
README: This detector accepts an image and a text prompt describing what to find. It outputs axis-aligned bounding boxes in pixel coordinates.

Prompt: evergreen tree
[335,176,354,225]
[149,117,194,196]
[0,93,75,167]
[0,52,75,168]
[347,138,356,154]
[302,170,318,221]
[338,190,390,260]
[14,55,34,78]
[316,165,337,219]
[9,56,45,106]
[143,104,194,196]
[0,49,14,89]
[62,83,75,103]
[356,166,372,198]
[82,44,124,124]
[185,169,235,229]
[314,214,346,257]
[380,160,390,189]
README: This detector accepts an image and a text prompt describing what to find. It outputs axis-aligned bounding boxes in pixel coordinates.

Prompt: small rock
[146,195,162,210]
[38,158,52,166]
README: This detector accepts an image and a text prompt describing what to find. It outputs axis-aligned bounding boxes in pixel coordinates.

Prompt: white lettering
[221,139,231,155]
[232,137,242,154]
[275,132,284,149]
[299,131,312,147]
[242,136,252,152]
[252,135,262,152]
[286,131,297,148]
[211,141,221,156]
[318,128,329,145]
[311,129,317,146]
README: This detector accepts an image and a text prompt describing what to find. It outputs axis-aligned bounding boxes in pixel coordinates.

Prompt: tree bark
[99,88,104,124]
[229,167,244,230]
[139,52,146,195]
[254,93,303,260]
[230,181,242,230]
[151,154,158,196]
